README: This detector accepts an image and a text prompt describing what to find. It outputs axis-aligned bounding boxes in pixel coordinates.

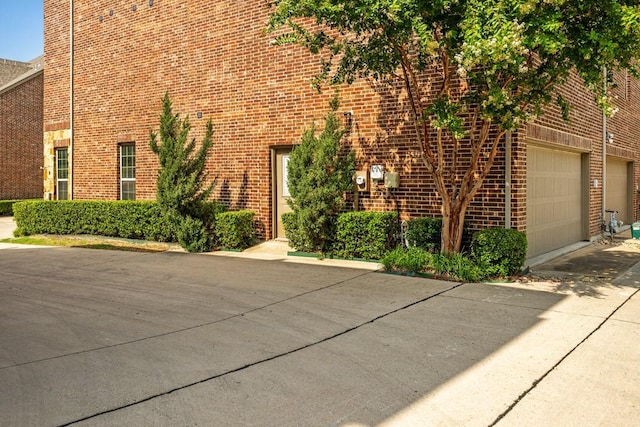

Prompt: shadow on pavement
[526,239,640,298]
[0,245,568,426]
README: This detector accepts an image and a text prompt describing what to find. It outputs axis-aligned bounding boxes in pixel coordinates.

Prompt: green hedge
[12,200,256,251]
[13,200,176,241]
[215,210,256,249]
[282,211,313,252]
[471,227,527,277]
[405,217,442,252]
[0,200,27,216]
[333,211,398,260]
[405,216,474,253]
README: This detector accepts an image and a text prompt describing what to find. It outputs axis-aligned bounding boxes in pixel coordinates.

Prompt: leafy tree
[267,0,640,253]
[286,96,355,253]
[149,92,216,251]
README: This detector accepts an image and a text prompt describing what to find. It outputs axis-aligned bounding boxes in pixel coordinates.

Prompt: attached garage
[526,145,586,258]
[605,156,633,226]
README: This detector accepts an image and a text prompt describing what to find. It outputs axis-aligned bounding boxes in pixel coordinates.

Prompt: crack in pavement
[2,269,374,371]
[57,281,466,426]
[488,285,640,426]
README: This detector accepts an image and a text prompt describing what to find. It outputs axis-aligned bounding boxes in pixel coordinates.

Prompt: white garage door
[606,157,631,226]
[527,145,583,258]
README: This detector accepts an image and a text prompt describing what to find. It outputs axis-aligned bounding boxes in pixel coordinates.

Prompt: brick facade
[0,68,43,200]
[44,1,640,248]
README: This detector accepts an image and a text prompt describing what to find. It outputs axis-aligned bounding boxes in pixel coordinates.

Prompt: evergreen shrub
[405,217,442,251]
[149,92,217,252]
[285,95,355,253]
[12,200,175,241]
[471,227,527,277]
[177,215,214,252]
[282,211,313,252]
[334,211,398,260]
[0,200,23,216]
[215,210,256,249]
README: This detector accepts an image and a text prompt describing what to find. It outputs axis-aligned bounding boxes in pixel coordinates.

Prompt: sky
[0,0,44,62]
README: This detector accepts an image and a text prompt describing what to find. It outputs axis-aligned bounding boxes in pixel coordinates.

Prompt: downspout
[602,66,607,219]
[69,0,74,199]
[505,130,512,229]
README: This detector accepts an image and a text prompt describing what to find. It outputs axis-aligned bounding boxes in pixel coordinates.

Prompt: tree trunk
[441,197,470,254]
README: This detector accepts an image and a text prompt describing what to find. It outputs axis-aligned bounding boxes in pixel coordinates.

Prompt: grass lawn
[0,235,174,252]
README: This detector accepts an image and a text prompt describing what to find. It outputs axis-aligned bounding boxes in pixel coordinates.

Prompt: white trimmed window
[55,148,69,200]
[119,143,136,200]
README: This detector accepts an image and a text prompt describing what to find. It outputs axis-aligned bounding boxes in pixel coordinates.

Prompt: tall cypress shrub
[149,92,216,251]
[286,96,355,253]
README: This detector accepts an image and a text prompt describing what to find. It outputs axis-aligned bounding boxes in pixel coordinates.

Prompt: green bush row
[215,210,256,249]
[383,227,527,281]
[285,210,398,260]
[0,200,29,216]
[333,211,398,260]
[12,200,255,250]
[405,216,473,252]
[13,200,175,241]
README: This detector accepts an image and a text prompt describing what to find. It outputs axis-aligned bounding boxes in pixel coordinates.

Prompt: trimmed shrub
[334,211,398,260]
[0,200,23,216]
[405,217,441,252]
[282,211,313,252]
[215,210,256,249]
[382,246,431,274]
[177,215,214,253]
[12,200,175,241]
[405,216,474,253]
[471,227,527,277]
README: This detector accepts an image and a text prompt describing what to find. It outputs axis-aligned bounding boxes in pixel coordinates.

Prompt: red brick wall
[607,69,640,224]
[0,72,43,200]
[44,0,70,132]
[44,1,640,239]
[513,68,640,237]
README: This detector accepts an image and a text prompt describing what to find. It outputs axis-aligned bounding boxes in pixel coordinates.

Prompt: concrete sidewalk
[0,242,639,425]
[0,216,16,239]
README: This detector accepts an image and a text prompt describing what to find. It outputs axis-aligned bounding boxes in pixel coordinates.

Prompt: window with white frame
[55,148,69,200]
[120,143,136,200]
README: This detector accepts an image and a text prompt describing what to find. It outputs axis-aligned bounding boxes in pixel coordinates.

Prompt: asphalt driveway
[1,244,639,426]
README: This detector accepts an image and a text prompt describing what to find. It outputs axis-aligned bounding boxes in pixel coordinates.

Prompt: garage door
[527,145,584,258]
[606,157,631,226]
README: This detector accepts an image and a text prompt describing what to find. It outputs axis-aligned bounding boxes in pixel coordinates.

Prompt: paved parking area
[1,244,639,426]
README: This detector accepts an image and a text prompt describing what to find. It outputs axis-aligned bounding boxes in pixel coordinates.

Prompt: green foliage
[286,99,355,253]
[471,227,527,277]
[149,92,217,252]
[405,217,473,253]
[382,246,432,274]
[382,246,486,281]
[268,0,640,128]
[177,216,214,253]
[405,217,442,252]
[0,200,25,216]
[334,211,398,260]
[215,210,256,249]
[282,211,313,252]
[268,0,640,253]
[12,200,175,241]
[431,252,486,282]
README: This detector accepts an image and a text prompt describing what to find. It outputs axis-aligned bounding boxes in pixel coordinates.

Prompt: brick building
[0,57,44,200]
[44,1,640,259]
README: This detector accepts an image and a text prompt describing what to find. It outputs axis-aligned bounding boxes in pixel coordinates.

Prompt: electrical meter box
[384,172,399,189]
[370,165,384,180]
[354,171,369,191]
